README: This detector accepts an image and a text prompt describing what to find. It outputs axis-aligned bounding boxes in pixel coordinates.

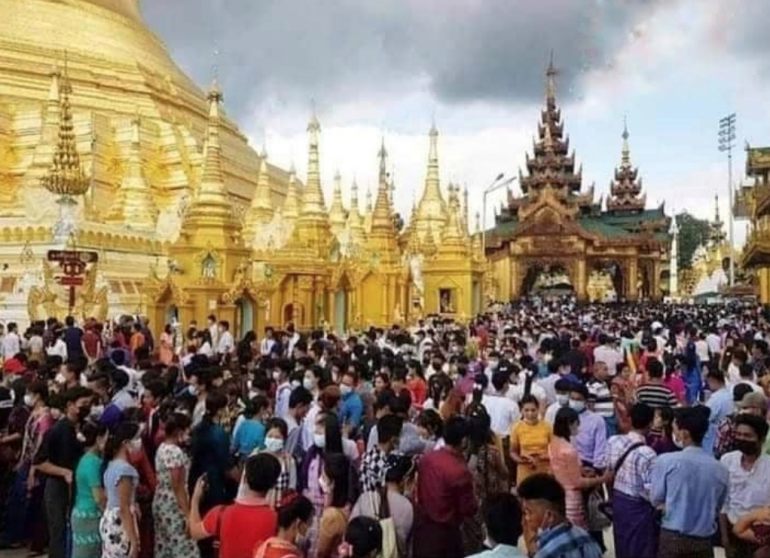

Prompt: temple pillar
[575,258,587,302]
[651,260,662,301]
[510,258,520,301]
[627,259,639,301]
[760,268,770,305]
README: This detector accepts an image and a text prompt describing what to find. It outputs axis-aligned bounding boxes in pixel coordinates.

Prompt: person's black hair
[553,407,579,440]
[568,383,589,399]
[164,412,192,437]
[80,420,107,448]
[344,516,383,558]
[111,369,129,391]
[734,413,770,440]
[243,395,269,419]
[706,368,726,384]
[245,452,281,494]
[389,390,411,416]
[554,378,572,393]
[111,349,126,367]
[733,383,754,403]
[519,394,539,410]
[377,414,403,445]
[517,473,566,516]
[444,415,469,447]
[673,407,709,445]
[483,492,523,547]
[466,403,493,453]
[27,380,49,403]
[62,386,93,406]
[416,409,443,439]
[277,494,314,529]
[491,369,509,392]
[102,421,140,476]
[739,363,754,380]
[289,386,313,410]
[266,417,289,439]
[647,358,664,379]
[324,412,344,454]
[630,403,655,431]
[384,455,415,484]
[203,391,227,422]
[144,379,168,400]
[323,452,351,508]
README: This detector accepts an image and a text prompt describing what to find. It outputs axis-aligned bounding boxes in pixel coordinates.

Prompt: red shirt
[203,502,277,558]
[417,447,476,525]
[83,330,100,358]
[408,378,428,407]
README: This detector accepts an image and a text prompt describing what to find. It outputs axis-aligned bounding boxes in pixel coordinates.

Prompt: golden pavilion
[0,0,482,336]
[740,143,770,302]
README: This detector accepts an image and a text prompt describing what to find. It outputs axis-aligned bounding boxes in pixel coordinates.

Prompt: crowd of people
[1,299,770,558]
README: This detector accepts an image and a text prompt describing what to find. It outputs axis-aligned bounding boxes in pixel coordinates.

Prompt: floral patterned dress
[152,443,200,558]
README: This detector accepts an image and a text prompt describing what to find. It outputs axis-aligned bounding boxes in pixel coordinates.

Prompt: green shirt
[73,451,103,513]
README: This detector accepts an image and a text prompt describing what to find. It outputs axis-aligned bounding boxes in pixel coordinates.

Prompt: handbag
[372,488,400,558]
[598,441,644,522]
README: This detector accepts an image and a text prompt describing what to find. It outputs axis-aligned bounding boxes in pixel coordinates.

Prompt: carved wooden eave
[517,187,579,223]
[742,235,770,267]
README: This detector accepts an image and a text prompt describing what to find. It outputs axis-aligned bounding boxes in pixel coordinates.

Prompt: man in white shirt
[1,322,20,360]
[217,320,234,359]
[260,327,276,356]
[207,314,219,354]
[545,378,573,424]
[719,414,770,557]
[707,329,722,359]
[482,369,521,438]
[593,334,622,377]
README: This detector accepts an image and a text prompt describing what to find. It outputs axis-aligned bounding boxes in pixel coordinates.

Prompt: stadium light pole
[482,174,517,258]
[719,113,737,286]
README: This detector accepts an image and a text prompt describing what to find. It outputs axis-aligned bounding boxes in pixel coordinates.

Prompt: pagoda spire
[44,62,62,139]
[40,55,90,199]
[546,50,557,106]
[282,162,300,224]
[329,169,346,235]
[710,194,726,245]
[300,108,327,218]
[243,145,274,241]
[347,178,367,245]
[412,122,448,246]
[106,111,157,228]
[607,120,645,214]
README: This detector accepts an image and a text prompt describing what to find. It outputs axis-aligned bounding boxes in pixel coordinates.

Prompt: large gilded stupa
[0,0,482,334]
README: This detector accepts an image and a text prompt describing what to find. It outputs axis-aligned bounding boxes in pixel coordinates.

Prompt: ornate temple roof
[607,122,646,213]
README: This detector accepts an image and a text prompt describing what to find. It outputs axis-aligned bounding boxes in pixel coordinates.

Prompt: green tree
[676,211,711,269]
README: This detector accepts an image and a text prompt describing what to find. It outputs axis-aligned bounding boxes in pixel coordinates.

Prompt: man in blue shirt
[704,368,733,454]
[651,407,728,558]
[340,368,363,432]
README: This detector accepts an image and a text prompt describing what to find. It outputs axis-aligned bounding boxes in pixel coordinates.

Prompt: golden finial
[40,51,90,199]
[621,116,631,166]
[546,50,557,103]
[378,136,388,183]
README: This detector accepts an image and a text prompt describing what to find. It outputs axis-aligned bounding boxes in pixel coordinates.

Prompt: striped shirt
[636,383,678,409]
[587,380,614,419]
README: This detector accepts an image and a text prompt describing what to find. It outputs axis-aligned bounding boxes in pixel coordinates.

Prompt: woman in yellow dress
[510,395,552,484]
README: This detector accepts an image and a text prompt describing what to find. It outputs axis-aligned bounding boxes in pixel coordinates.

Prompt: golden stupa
[0,0,481,334]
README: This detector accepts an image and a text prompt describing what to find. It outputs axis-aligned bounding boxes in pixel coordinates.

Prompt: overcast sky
[143,0,770,246]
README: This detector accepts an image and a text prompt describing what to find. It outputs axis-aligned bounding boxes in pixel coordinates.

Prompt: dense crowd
[1,299,770,558]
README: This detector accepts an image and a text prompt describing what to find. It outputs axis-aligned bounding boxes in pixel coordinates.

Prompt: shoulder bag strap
[611,442,644,486]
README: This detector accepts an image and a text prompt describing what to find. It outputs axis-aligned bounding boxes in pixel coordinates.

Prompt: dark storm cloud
[142,0,670,120]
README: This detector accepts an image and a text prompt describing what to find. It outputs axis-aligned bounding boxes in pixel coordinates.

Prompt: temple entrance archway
[520,263,574,299]
[590,260,625,301]
[234,297,255,339]
[283,303,305,326]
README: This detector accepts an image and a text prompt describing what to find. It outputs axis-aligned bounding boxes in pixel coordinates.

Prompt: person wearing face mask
[151,412,197,558]
[517,473,603,558]
[651,407,729,558]
[34,386,93,558]
[545,379,573,425]
[413,416,477,558]
[301,374,330,451]
[254,493,314,558]
[273,359,293,420]
[567,384,607,470]
[259,418,297,507]
[359,415,403,492]
[716,387,765,459]
[70,420,108,558]
[340,369,364,433]
[719,414,770,558]
[315,452,352,558]
[100,421,143,558]
[0,380,54,552]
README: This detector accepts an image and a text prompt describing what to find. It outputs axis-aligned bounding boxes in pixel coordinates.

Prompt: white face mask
[313,433,326,449]
[188,385,199,396]
[129,438,142,453]
[340,384,353,397]
[24,394,34,407]
[556,394,569,406]
[55,372,66,384]
[568,399,585,413]
[303,378,315,391]
[90,404,105,418]
[291,380,301,389]
[272,371,282,382]
[264,437,284,453]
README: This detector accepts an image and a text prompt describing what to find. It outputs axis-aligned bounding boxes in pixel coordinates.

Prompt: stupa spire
[243,146,274,240]
[329,169,347,235]
[607,119,645,214]
[107,110,157,228]
[411,122,448,246]
[282,163,300,223]
[40,55,90,199]
[300,107,326,218]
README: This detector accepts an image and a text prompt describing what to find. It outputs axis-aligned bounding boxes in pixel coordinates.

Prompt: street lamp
[719,113,736,286]
[481,174,517,257]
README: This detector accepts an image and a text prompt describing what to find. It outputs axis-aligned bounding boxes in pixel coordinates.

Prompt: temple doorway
[521,264,574,299]
[283,303,305,326]
[234,297,254,339]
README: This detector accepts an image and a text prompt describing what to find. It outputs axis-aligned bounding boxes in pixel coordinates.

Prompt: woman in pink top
[663,358,687,405]
[548,407,609,528]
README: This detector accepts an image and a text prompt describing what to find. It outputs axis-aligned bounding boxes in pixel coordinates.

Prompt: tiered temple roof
[607,122,646,213]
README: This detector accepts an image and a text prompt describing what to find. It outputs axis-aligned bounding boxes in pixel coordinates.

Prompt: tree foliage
[676,212,711,269]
